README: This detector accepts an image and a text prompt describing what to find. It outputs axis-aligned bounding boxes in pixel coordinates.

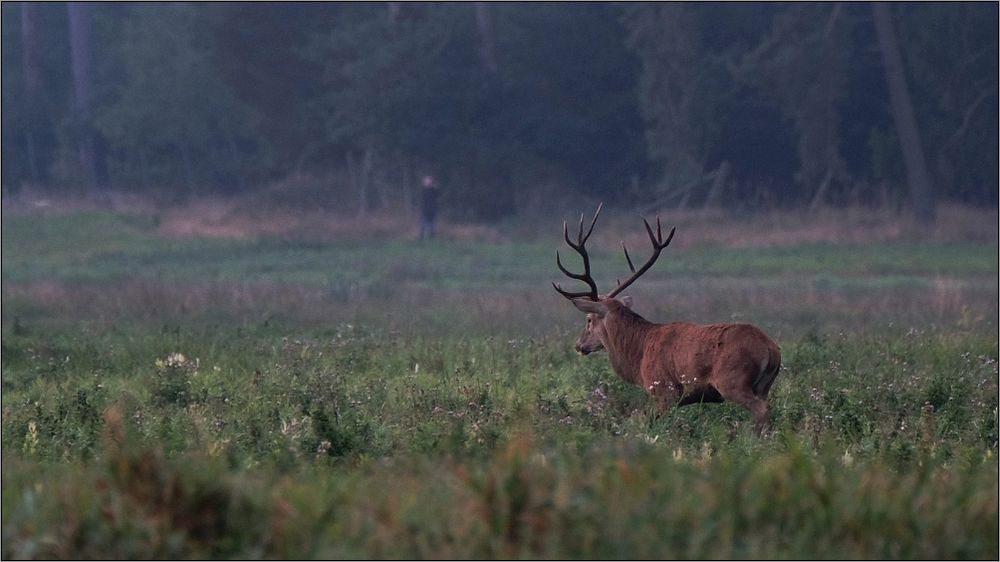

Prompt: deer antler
[552,203,603,301]
[605,214,675,298]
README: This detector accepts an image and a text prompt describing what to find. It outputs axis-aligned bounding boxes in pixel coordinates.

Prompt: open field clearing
[2,205,997,559]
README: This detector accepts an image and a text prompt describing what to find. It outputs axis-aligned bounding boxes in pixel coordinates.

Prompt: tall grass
[4,432,997,559]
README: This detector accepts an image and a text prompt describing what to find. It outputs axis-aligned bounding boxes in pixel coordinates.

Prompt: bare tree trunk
[387,2,402,26]
[21,3,42,185]
[374,158,390,211]
[138,148,150,188]
[225,128,245,191]
[67,2,99,196]
[347,151,363,217]
[703,161,731,209]
[20,4,41,99]
[402,158,413,216]
[809,167,834,212]
[475,2,498,74]
[872,2,935,222]
[180,145,195,190]
[362,147,374,213]
[348,147,375,218]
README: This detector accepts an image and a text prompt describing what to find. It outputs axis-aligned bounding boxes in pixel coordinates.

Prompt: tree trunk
[20,4,42,95]
[21,3,42,185]
[809,167,834,212]
[180,145,195,191]
[67,2,99,196]
[362,146,374,213]
[402,159,413,216]
[872,2,935,222]
[475,2,498,74]
[387,2,402,26]
[348,147,375,218]
[347,151,364,217]
[225,128,245,191]
[703,161,731,209]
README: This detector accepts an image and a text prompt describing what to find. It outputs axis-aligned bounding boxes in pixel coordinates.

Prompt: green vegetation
[2,210,997,559]
[3,212,996,284]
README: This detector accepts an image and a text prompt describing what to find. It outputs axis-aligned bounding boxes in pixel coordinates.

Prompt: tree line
[2,2,996,220]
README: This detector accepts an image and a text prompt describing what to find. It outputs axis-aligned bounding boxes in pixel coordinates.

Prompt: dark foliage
[2,2,996,214]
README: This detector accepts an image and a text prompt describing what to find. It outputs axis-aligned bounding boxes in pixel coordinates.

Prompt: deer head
[553,203,675,354]
[567,294,633,355]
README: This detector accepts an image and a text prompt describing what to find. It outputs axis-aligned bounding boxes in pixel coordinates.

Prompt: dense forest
[2,2,997,220]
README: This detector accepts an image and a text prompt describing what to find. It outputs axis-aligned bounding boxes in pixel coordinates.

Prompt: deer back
[635,321,780,391]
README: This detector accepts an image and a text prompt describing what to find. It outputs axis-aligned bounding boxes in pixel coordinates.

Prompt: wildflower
[699,442,714,465]
[842,449,854,466]
[316,440,332,456]
[23,421,38,455]
[590,387,607,403]
[156,352,196,370]
[166,352,187,368]
[281,417,306,438]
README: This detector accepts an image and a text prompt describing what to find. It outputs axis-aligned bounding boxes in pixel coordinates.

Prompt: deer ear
[618,295,633,308]
[571,298,607,317]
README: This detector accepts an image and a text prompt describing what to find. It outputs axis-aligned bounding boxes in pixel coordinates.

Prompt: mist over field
[2,2,998,559]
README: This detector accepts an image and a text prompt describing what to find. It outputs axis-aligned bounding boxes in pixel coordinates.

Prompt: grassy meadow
[1,201,998,559]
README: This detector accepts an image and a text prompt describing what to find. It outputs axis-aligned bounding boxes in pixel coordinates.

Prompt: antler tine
[662,224,676,247]
[621,241,636,273]
[552,282,595,300]
[582,202,603,244]
[555,246,599,299]
[564,203,603,249]
[642,215,675,248]
[562,216,584,250]
[606,215,678,299]
[556,249,570,275]
[553,203,604,301]
[642,217,657,245]
[556,250,593,283]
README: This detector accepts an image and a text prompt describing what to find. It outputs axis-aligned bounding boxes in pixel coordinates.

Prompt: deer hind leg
[751,352,781,399]
[752,363,779,399]
[748,398,771,436]
[716,381,772,436]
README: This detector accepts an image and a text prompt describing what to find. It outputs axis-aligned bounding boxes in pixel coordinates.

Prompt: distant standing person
[419,174,440,240]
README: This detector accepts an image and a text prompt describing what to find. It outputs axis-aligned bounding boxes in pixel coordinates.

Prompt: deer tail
[752,346,782,397]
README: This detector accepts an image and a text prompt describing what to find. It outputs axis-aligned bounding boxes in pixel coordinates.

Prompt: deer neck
[602,305,653,385]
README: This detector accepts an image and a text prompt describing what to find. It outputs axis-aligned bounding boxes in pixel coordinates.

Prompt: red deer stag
[553,204,782,434]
